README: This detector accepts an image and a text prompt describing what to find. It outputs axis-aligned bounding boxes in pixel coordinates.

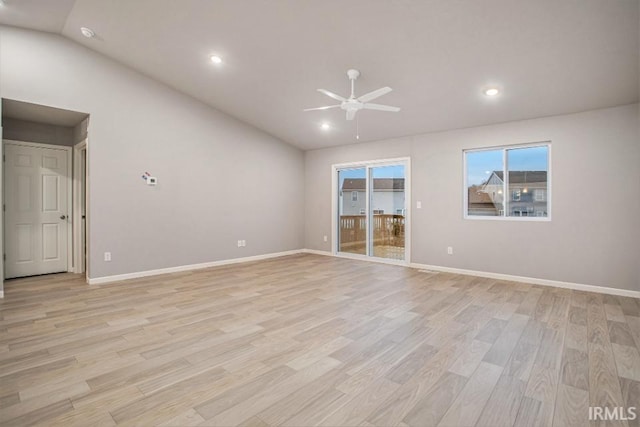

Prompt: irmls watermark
[589,406,637,421]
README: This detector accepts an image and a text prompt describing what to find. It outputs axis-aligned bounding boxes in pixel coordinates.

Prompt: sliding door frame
[331,157,411,265]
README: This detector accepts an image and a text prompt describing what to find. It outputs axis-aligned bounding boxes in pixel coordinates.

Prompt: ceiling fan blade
[346,109,357,121]
[357,86,392,103]
[303,105,341,111]
[363,103,401,112]
[318,89,347,102]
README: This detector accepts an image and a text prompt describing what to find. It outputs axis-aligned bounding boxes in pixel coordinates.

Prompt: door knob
[60,215,67,220]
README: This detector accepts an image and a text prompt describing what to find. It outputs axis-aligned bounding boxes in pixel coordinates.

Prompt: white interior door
[4,142,70,279]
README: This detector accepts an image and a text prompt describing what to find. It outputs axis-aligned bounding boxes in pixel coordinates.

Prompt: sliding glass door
[336,159,408,262]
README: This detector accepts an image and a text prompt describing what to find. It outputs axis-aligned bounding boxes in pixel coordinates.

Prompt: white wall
[0,26,305,280]
[2,117,75,146]
[0,25,637,294]
[306,104,640,292]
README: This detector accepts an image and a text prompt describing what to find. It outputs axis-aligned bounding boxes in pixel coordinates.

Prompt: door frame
[331,157,411,265]
[72,139,88,277]
[3,139,74,275]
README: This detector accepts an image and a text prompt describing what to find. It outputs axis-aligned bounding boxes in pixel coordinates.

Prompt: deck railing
[339,214,405,249]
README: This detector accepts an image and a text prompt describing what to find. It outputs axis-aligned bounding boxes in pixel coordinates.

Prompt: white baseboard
[300,249,333,257]
[410,262,640,299]
[85,248,639,299]
[0,290,3,299]
[88,250,304,285]
[301,250,639,298]
[301,249,407,267]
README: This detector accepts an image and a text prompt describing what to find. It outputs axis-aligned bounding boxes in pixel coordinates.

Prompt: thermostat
[146,176,157,186]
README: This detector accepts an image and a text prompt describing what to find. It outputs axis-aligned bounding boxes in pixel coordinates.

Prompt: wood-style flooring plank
[0,254,637,426]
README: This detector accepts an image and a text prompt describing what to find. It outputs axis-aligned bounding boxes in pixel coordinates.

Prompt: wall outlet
[237,240,242,247]
[417,201,422,209]
[323,235,328,242]
[242,240,246,247]
[447,246,453,255]
[104,252,111,261]
[238,240,246,247]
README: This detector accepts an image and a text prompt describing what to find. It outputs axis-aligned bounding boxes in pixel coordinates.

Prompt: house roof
[489,171,547,185]
[468,186,495,205]
[342,178,405,191]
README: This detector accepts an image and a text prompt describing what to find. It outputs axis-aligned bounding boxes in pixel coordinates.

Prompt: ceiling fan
[304,69,400,121]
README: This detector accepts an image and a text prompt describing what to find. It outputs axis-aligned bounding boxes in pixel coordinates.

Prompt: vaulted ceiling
[1,0,638,149]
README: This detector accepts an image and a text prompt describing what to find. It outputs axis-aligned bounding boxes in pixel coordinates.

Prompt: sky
[467,146,548,186]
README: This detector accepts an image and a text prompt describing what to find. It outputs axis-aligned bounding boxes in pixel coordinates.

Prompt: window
[359,208,365,215]
[351,191,358,202]
[464,143,550,220]
[373,209,384,214]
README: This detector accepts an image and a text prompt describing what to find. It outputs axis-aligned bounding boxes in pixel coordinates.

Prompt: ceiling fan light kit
[304,69,401,122]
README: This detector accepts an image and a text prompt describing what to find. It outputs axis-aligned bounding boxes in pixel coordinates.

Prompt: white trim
[464,215,551,222]
[0,290,3,298]
[334,250,409,267]
[302,251,639,299]
[404,159,412,264]
[72,139,88,275]
[3,140,74,274]
[366,168,371,256]
[331,157,411,265]
[87,250,304,285]
[409,262,640,299]
[3,139,72,151]
[332,157,412,169]
[300,249,333,257]
[331,167,338,256]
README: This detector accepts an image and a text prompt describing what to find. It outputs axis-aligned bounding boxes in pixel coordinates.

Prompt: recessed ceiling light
[484,87,500,97]
[210,55,223,64]
[80,27,95,38]
[321,123,330,130]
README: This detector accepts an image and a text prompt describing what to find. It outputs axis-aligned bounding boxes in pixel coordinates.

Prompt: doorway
[4,141,72,278]
[1,99,90,282]
[333,158,410,263]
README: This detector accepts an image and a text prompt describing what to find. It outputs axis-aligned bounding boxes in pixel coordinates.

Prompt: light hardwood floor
[0,254,639,426]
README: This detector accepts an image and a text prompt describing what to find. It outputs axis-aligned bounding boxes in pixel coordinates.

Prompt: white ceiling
[0,0,75,33]
[1,0,638,150]
[2,99,88,127]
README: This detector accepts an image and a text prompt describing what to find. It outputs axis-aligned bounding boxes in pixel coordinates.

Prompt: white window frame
[463,141,551,222]
[512,189,521,201]
[535,189,546,202]
[351,191,358,202]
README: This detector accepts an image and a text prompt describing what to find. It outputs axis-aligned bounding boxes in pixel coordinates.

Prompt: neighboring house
[341,178,405,216]
[473,171,548,217]
[468,185,500,216]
